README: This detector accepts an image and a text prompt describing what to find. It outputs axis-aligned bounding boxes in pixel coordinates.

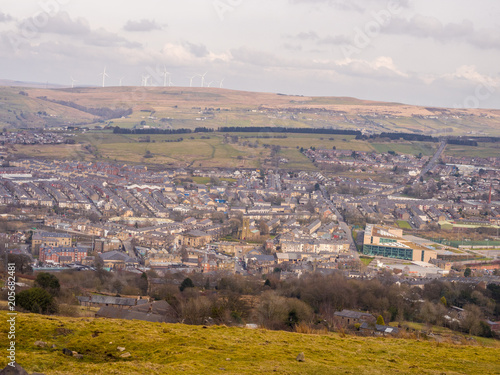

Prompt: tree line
[6,266,498,338]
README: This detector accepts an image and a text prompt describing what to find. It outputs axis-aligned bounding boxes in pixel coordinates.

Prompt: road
[319,186,359,256]
[417,140,447,180]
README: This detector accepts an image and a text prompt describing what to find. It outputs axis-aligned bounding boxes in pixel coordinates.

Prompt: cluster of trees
[36,97,132,120]
[7,268,499,338]
[17,272,60,314]
[113,127,192,135]
[218,127,361,136]
[362,133,439,142]
[447,138,479,147]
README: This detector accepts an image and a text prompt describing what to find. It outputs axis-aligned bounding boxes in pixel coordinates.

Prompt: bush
[35,272,60,296]
[180,277,195,292]
[376,315,385,325]
[17,287,57,314]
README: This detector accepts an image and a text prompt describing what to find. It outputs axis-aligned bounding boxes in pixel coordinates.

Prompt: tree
[112,280,123,294]
[259,220,269,235]
[7,254,33,275]
[440,296,447,307]
[35,272,60,296]
[264,279,271,288]
[180,277,195,292]
[464,267,472,277]
[376,315,385,325]
[17,287,57,314]
[138,272,148,295]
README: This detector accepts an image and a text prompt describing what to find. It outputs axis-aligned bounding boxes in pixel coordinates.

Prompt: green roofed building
[363,224,437,263]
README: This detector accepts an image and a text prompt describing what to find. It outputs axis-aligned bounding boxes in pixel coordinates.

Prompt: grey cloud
[185,42,209,57]
[295,31,319,40]
[287,31,350,45]
[84,28,142,49]
[0,12,13,22]
[318,34,351,45]
[20,12,90,35]
[230,47,284,67]
[288,0,410,13]
[123,19,162,32]
[382,15,500,50]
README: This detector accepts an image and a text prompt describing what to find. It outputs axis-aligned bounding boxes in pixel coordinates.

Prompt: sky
[0,0,499,109]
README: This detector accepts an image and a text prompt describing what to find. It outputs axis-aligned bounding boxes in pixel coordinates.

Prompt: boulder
[34,341,46,348]
[117,347,126,352]
[62,348,73,356]
[296,352,305,362]
[0,363,29,375]
[120,352,131,358]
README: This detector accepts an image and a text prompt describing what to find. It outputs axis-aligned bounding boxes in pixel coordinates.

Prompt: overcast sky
[0,0,499,108]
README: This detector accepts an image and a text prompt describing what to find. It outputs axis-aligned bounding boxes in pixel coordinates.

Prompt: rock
[0,363,29,375]
[51,345,57,349]
[117,346,126,352]
[92,330,102,338]
[34,341,47,348]
[74,354,83,359]
[226,358,231,361]
[120,352,131,358]
[71,351,78,356]
[62,348,73,356]
[296,352,305,362]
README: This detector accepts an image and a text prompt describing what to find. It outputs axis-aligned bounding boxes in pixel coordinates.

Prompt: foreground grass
[0,312,499,375]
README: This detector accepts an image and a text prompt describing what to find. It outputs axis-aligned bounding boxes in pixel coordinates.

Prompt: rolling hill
[1,85,500,136]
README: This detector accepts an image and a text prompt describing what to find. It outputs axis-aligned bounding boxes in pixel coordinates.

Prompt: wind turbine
[70,77,77,88]
[99,67,109,88]
[200,72,207,87]
[188,75,198,87]
[207,81,214,87]
[219,78,225,88]
[119,77,124,87]
[161,66,170,87]
[168,75,174,87]
[141,75,151,87]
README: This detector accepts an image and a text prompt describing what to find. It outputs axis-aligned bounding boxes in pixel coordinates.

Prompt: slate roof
[334,309,374,320]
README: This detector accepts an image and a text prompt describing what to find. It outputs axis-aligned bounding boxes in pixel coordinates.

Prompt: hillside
[1,86,500,135]
[0,311,498,375]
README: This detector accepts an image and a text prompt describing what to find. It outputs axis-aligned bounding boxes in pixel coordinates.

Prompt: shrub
[376,315,385,325]
[17,287,57,314]
[35,272,60,296]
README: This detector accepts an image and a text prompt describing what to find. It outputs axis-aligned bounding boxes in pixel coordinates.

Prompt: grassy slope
[2,86,500,135]
[1,312,499,375]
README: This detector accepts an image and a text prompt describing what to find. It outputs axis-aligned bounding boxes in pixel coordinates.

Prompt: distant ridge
[0,79,64,89]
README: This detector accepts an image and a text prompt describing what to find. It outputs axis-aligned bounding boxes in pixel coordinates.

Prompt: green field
[1,311,499,375]
[445,143,500,158]
[371,142,437,156]
[397,220,412,229]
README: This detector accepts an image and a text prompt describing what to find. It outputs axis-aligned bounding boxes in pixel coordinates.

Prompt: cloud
[20,11,90,35]
[287,31,350,45]
[0,12,13,23]
[184,42,209,58]
[335,56,408,79]
[84,28,142,49]
[288,0,410,13]
[123,19,162,32]
[382,15,500,50]
[230,47,285,67]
